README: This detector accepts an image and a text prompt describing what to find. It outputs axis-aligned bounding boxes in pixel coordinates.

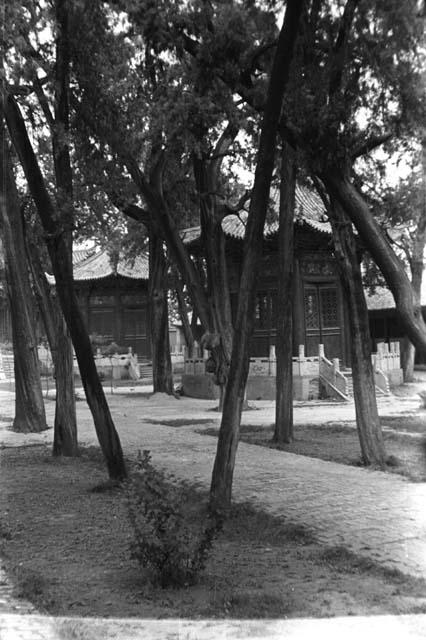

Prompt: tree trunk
[274,142,296,443]
[25,233,78,455]
[52,315,78,455]
[149,230,173,394]
[0,137,47,433]
[403,136,426,381]
[1,88,127,481]
[322,168,426,358]
[173,270,194,355]
[209,0,305,512]
[328,198,386,466]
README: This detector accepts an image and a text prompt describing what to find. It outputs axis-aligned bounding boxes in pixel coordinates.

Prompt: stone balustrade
[182,339,402,400]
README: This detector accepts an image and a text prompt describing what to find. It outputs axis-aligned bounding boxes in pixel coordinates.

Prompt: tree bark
[149,230,174,394]
[52,315,78,455]
[1,87,127,482]
[403,136,426,380]
[328,197,386,466]
[193,153,234,402]
[173,270,195,355]
[0,137,47,433]
[274,142,296,443]
[25,233,78,455]
[322,167,426,358]
[209,0,305,512]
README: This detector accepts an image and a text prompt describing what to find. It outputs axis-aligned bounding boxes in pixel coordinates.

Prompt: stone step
[340,370,389,397]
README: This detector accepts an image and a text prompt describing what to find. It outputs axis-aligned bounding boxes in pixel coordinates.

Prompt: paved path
[1,386,426,638]
[91,392,426,579]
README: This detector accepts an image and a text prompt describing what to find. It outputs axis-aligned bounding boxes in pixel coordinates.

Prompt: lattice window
[304,290,319,329]
[255,292,271,329]
[320,288,338,328]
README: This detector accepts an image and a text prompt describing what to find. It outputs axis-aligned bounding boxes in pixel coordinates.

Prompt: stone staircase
[341,369,390,398]
[137,358,153,382]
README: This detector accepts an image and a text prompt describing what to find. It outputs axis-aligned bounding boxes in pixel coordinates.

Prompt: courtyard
[0,379,426,638]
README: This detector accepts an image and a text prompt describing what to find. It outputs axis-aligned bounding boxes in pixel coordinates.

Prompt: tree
[326,194,386,465]
[149,231,174,394]
[364,145,426,381]
[24,218,78,456]
[1,0,126,480]
[273,141,296,444]
[0,134,47,433]
[69,0,249,402]
[288,0,426,355]
[210,0,305,511]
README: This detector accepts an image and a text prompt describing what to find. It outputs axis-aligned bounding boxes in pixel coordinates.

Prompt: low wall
[183,373,319,401]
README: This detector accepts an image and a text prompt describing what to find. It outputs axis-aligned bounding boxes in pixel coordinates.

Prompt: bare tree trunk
[403,136,426,381]
[173,270,194,355]
[209,0,305,512]
[52,315,78,455]
[149,230,173,394]
[0,137,47,433]
[274,142,296,443]
[1,84,127,482]
[26,233,78,455]
[328,198,386,466]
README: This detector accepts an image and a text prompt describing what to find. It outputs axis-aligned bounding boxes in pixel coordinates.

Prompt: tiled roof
[180,226,202,244]
[180,184,330,243]
[73,248,93,266]
[47,249,149,284]
[73,250,149,282]
[47,185,327,284]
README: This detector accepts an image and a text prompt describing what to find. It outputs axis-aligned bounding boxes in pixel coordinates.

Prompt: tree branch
[32,74,55,129]
[210,121,239,182]
[329,0,359,99]
[107,191,150,227]
[351,132,393,159]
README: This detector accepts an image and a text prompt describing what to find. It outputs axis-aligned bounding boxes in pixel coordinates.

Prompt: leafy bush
[126,451,223,588]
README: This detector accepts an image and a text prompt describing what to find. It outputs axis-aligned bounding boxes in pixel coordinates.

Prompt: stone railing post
[269,345,276,376]
[318,343,325,359]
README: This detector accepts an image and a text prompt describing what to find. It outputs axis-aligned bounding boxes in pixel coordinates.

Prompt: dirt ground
[1,443,426,620]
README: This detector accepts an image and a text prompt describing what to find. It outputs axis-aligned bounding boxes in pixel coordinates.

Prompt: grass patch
[199,420,426,481]
[1,446,426,619]
[12,566,58,611]
[315,545,426,589]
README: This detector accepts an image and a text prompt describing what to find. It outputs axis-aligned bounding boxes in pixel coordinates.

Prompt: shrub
[126,451,223,588]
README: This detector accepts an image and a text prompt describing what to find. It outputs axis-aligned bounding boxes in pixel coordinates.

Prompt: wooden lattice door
[304,284,342,359]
